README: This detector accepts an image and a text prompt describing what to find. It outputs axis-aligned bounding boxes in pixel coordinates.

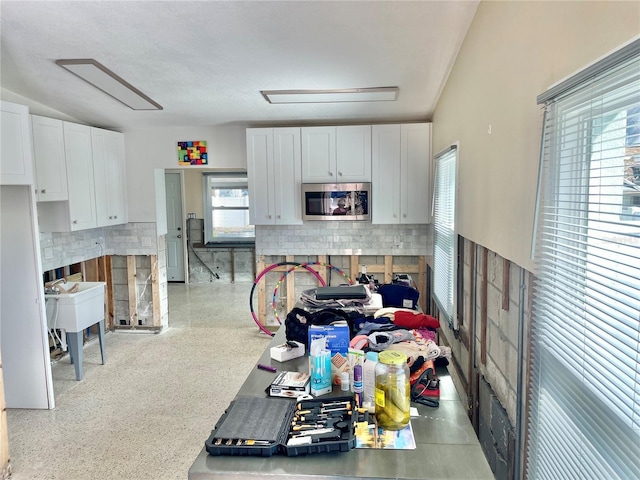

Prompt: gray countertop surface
[188,327,495,480]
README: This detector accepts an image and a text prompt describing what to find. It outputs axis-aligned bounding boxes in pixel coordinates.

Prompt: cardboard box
[270,341,305,362]
[308,322,350,385]
[269,371,310,398]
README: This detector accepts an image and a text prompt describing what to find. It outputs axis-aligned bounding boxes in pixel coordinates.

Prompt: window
[203,173,254,244]
[528,45,640,479]
[433,145,457,328]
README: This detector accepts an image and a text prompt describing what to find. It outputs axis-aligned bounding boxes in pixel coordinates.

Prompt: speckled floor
[6,282,272,480]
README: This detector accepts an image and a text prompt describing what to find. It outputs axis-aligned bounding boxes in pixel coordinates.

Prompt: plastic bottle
[353,364,363,407]
[362,351,378,405]
[374,350,410,430]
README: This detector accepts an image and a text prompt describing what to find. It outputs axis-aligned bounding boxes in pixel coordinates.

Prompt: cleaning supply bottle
[362,351,378,405]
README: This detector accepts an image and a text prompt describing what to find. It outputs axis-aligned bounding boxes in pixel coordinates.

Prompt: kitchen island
[188,327,494,480]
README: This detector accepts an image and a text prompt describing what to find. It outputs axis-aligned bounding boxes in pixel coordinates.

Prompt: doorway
[165,172,185,282]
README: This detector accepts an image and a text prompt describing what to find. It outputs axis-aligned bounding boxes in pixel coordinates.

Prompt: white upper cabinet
[91,127,128,227]
[372,123,432,224]
[301,125,371,183]
[62,122,97,230]
[1,101,34,185]
[31,115,68,201]
[247,127,302,225]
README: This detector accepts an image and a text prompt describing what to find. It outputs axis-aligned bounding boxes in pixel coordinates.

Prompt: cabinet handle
[329,171,334,176]
[338,171,343,176]
[403,213,407,218]
[73,220,77,224]
[393,214,397,218]
[268,215,272,219]
[114,215,117,219]
[177,235,182,238]
[277,215,281,219]
[41,189,46,194]
[109,216,113,219]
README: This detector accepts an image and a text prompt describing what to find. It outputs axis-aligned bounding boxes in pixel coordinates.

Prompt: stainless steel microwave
[302,182,371,221]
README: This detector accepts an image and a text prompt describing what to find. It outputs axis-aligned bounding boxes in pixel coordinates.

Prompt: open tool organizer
[205,395,357,457]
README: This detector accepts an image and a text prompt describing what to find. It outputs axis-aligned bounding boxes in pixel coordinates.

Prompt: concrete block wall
[439,238,532,480]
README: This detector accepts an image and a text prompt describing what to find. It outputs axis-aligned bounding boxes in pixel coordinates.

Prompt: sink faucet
[45,278,67,294]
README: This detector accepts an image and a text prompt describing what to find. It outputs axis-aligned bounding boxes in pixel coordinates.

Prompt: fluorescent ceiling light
[55,59,162,110]
[261,87,399,104]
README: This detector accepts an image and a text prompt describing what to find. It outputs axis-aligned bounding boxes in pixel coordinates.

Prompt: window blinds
[433,146,457,328]
[528,49,640,479]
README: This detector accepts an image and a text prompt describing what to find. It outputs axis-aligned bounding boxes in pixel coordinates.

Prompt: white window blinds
[433,146,457,328]
[528,46,640,479]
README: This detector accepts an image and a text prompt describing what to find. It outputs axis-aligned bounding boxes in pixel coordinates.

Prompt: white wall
[122,126,247,222]
[432,0,640,272]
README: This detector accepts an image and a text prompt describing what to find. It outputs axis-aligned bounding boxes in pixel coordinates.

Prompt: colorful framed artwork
[178,141,208,165]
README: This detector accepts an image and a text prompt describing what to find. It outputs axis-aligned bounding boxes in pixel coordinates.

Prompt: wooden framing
[255,254,430,329]
[480,247,488,365]
[127,255,138,326]
[502,258,511,311]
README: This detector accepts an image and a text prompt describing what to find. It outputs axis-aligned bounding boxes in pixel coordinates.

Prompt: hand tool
[298,400,351,410]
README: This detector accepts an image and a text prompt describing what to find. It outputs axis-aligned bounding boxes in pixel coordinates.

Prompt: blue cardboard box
[308,322,351,385]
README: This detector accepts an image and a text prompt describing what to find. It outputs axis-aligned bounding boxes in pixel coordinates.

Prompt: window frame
[202,172,255,245]
[432,144,458,329]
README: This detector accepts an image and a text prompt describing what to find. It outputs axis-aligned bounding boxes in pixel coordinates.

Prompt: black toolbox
[205,395,357,457]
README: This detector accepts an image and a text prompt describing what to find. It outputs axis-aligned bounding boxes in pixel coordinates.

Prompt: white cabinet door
[63,122,97,230]
[0,101,34,185]
[273,128,302,225]
[302,126,371,183]
[247,127,302,225]
[247,128,275,225]
[301,126,336,183]
[92,128,127,226]
[372,123,431,224]
[336,125,371,182]
[31,115,68,201]
[372,124,401,223]
[401,123,431,224]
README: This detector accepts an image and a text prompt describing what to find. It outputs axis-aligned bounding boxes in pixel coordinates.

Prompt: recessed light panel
[261,87,399,104]
[56,59,163,110]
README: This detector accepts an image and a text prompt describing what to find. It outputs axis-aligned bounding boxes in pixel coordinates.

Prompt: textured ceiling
[0,1,479,130]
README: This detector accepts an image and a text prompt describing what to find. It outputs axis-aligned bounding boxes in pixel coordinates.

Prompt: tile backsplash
[256,222,433,257]
[40,222,158,272]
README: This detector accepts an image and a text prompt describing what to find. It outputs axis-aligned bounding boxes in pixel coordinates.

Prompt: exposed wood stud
[151,255,161,327]
[350,256,360,282]
[502,258,511,311]
[257,256,266,327]
[127,255,138,327]
[480,247,488,366]
[384,256,393,284]
[467,241,476,397]
[105,256,114,329]
[418,256,427,313]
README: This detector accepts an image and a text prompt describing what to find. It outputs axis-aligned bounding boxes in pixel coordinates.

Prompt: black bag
[284,308,358,347]
[377,283,420,309]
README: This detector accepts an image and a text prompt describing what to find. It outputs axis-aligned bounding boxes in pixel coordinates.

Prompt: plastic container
[374,350,410,430]
[362,351,378,405]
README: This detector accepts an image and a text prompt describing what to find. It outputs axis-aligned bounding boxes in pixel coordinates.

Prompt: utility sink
[44,281,106,381]
[44,282,106,332]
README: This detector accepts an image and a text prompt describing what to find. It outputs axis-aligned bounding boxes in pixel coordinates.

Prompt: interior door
[165,172,185,282]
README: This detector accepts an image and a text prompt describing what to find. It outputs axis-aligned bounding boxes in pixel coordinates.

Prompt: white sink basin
[44,282,106,333]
